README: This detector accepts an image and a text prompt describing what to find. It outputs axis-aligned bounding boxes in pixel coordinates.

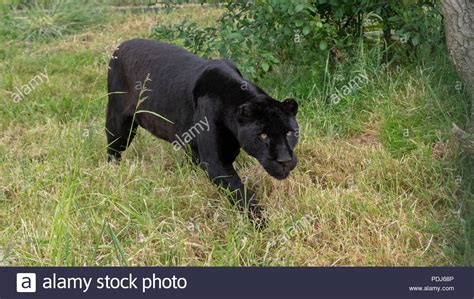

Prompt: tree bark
[442,0,474,154]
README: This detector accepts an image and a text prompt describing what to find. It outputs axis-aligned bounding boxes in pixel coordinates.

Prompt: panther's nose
[276,153,292,164]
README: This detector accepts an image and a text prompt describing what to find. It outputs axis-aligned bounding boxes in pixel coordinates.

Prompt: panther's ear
[237,102,257,123]
[193,66,223,102]
[282,98,298,116]
[192,61,241,104]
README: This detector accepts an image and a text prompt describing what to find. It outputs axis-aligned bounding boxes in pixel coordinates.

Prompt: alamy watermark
[171,117,210,151]
[330,70,369,105]
[11,67,49,103]
[268,213,317,248]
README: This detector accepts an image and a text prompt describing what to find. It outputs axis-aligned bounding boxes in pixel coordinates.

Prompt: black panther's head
[237,98,299,180]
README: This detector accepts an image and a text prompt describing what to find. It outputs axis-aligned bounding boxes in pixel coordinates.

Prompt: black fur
[106,38,299,227]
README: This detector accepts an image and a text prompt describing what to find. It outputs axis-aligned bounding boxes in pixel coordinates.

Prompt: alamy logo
[171,116,210,150]
[16,273,37,293]
[11,68,49,103]
[329,70,370,105]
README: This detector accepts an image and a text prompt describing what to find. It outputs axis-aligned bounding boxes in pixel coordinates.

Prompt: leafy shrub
[151,0,442,79]
[152,1,328,78]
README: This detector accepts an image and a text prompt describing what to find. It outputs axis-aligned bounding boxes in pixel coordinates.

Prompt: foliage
[151,0,442,79]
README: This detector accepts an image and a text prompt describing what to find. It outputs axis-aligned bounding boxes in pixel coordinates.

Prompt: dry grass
[0,118,465,265]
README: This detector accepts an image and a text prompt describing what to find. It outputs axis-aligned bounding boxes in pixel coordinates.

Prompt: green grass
[0,0,107,42]
[0,4,472,266]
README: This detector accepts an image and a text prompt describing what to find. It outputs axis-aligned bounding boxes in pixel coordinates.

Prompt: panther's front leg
[195,126,266,228]
[204,164,266,228]
[194,107,267,228]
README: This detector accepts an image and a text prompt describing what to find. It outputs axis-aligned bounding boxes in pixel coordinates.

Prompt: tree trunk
[442,0,474,154]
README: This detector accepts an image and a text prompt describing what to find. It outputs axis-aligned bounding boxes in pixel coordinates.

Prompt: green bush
[151,0,442,79]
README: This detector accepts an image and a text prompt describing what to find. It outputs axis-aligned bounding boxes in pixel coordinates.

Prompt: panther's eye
[286,131,293,137]
[260,133,268,140]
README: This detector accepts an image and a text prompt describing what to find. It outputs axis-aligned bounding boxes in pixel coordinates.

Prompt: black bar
[1,267,472,299]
